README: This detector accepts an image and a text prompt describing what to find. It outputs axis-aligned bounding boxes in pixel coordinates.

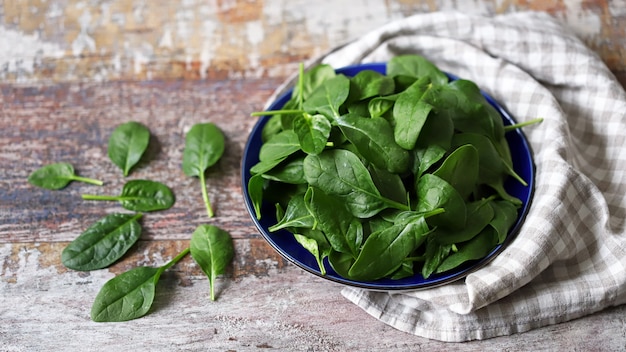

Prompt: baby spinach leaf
[328,249,355,279]
[259,130,301,162]
[304,187,356,256]
[489,200,519,244]
[392,77,434,150]
[261,115,283,142]
[368,95,397,119]
[416,174,467,231]
[262,157,306,184]
[108,121,151,177]
[190,225,235,301]
[349,216,431,281]
[182,122,225,218]
[62,213,143,271]
[413,144,446,179]
[28,162,103,190]
[293,233,330,276]
[293,64,336,101]
[250,156,288,175]
[387,54,448,86]
[293,113,332,155]
[368,165,408,205]
[91,248,190,322]
[432,144,479,200]
[303,75,350,120]
[422,237,454,279]
[348,69,395,101]
[269,195,315,232]
[435,227,498,274]
[337,114,410,174]
[303,149,409,218]
[247,174,265,220]
[434,198,494,245]
[415,111,454,150]
[82,180,175,212]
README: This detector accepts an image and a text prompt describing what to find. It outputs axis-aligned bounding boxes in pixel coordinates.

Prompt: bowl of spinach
[242,55,535,290]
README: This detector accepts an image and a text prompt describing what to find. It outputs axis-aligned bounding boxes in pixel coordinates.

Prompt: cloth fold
[268,12,626,341]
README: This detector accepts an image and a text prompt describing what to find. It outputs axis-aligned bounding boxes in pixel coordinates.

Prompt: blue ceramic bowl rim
[241,62,535,291]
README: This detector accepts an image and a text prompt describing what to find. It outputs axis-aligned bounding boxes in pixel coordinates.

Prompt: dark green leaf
[349,69,395,101]
[422,237,454,278]
[435,227,498,274]
[489,200,519,244]
[247,174,265,220]
[387,54,448,86]
[190,225,235,301]
[293,64,336,101]
[416,174,467,231]
[303,75,350,120]
[28,162,103,190]
[432,144,479,200]
[258,130,301,162]
[413,144,446,178]
[368,95,397,119]
[62,213,143,271]
[293,113,332,155]
[391,77,434,150]
[91,266,161,322]
[293,233,330,275]
[336,114,410,174]
[269,194,315,232]
[108,121,151,177]
[304,187,356,256]
[434,198,494,244]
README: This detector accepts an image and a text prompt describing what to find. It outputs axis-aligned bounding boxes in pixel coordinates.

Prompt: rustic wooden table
[2,1,625,351]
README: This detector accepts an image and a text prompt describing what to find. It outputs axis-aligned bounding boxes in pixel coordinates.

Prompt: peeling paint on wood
[1,0,624,85]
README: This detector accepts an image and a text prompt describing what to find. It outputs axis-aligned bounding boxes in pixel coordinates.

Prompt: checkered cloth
[268,11,626,341]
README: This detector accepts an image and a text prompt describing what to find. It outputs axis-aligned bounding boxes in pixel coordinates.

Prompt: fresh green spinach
[82,179,175,212]
[182,122,225,218]
[28,162,103,190]
[108,121,151,177]
[190,224,235,301]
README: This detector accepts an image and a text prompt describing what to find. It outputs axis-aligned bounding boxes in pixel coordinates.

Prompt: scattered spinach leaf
[82,179,175,212]
[28,162,103,190]
[190,224,235,301]
[182,122,225,218]
[108,121,151,177]
[91,248,190,322]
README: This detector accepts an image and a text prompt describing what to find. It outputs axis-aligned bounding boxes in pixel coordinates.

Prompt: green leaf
[90,248,190,322]
[262,157,306,184]
[435,227,498,274]
[416,174,467,231]
[28,162,103,190]
[293,113,332,155]
[304,187,356,256]
[293,64,337,101]
[432,144,479,200]
[293,233,329,276]
[303,75,350,120]
[349,216,431,281]
[422,237,454,279]
[108,121,151,177]
[434,198,494,245]
[82,180,175,212]
[62,213,143,271]
[190,225,235,301]
[303,149,408,218]
[247,174,265,220]
[182,123,225,218]
[387,54,448,86]
[391,77,434,150]
[488,200,519,244]
[368,95,398,119]
[269,194,315,232]
[413,144,446,179]
[336,114,410,174]
[348,69,395,101]
[258,130,301,162]
[91,266,161,322]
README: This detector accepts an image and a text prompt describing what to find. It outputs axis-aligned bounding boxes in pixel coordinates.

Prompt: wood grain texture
[2,0,626,350]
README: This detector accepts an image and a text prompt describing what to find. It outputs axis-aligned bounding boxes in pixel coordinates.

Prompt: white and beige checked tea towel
[269,11,626,341]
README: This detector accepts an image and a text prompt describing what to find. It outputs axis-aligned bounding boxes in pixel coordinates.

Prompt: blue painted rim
[241,62,535,291]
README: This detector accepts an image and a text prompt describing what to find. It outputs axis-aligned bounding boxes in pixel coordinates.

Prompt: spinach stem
[72,176,104,186]
[160,247,191,272]
[504,118,544,132]
[298,63,305,109]
[81,194,120,201]
[250,109,305,117]
[199,172,214,218]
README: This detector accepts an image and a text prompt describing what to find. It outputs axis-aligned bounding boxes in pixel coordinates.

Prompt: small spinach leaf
[28,162,103,190]
[293,113,332,155]
[303,75,350,120]
[108,121,151,177]
[82,180,175,212]
[182,122,225,218]
[190,225,235,301]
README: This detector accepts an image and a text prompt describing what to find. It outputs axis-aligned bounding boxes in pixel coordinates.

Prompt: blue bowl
[242,63,535,291]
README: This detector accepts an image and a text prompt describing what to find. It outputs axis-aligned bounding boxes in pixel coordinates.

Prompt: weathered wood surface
[2,1,626,351]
